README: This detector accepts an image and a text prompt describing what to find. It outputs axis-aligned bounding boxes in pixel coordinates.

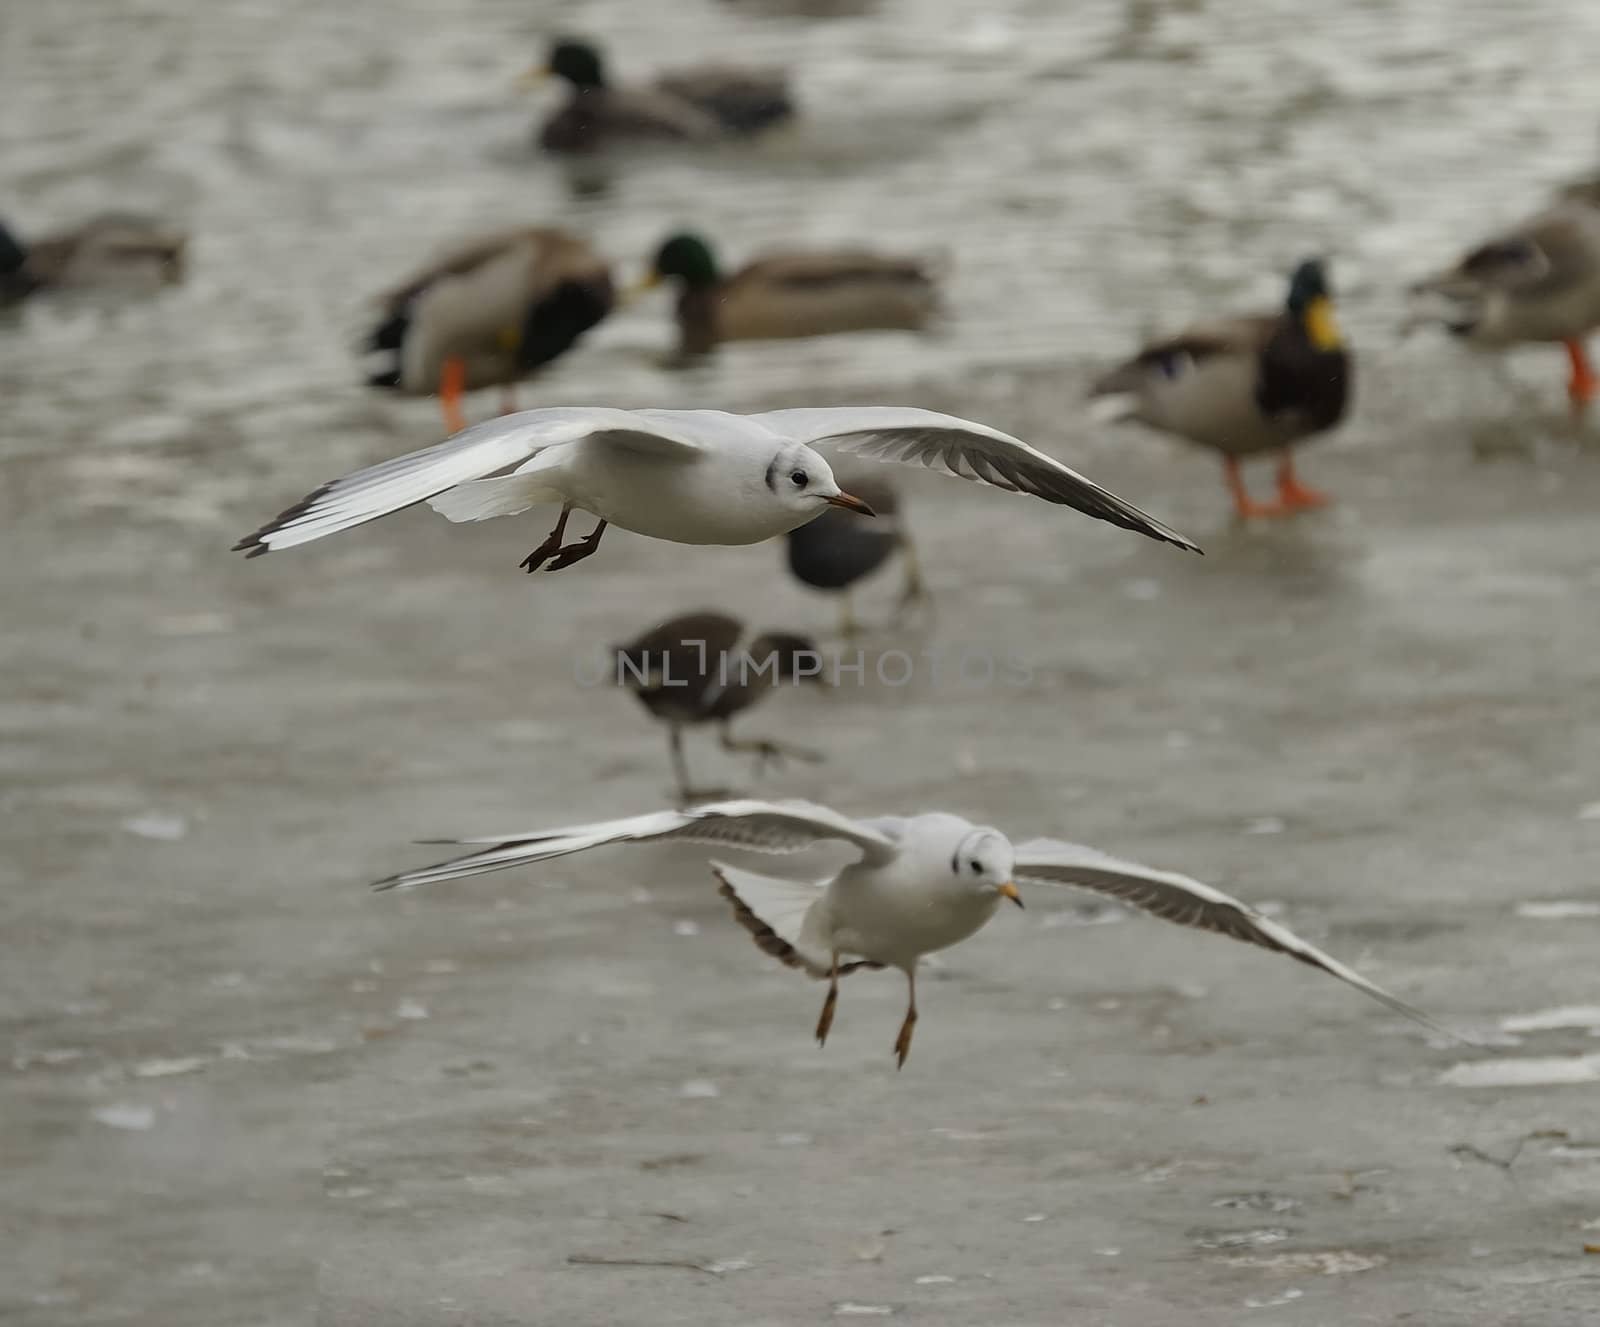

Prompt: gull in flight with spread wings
[370,798,1465,1066]
[233,406,1200,571]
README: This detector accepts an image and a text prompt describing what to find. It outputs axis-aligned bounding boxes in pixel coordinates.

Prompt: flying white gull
[233,406,1200,571]
[370,799,1465,1066]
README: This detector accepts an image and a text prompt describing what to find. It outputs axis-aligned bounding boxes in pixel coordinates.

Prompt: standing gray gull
[613,611,825,803]
[232,405,1201,573]
[370,799,1469,1067]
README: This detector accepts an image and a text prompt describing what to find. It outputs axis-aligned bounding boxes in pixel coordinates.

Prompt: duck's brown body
[1094,313,1349,458]
[675,251,939,355]
[365,227,613,429]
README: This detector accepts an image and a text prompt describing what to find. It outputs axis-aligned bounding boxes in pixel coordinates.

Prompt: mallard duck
[639,231,941,356]
[528,38,794,154]
[1410,203,1600,407]
[0,212,185,303]
[613,611,825,803]
[1089,260,1350,520]
[364,226,613,432]
[785,475,925,635]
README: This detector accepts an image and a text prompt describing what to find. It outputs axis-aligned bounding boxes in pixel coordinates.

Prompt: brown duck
[1089,260,1350,520]
[364,226,614,432]
[529,38,794,154]
[639,230,940,357]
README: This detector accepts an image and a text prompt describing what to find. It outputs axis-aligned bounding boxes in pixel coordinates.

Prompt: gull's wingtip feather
[233,478,341,557]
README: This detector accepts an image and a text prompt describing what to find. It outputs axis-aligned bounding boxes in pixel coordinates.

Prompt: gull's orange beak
[824,491,876,517]
[998,882,1023,908]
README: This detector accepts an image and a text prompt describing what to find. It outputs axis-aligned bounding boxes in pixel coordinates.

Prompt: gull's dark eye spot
[969,860,981,875]
[789,469,807,488]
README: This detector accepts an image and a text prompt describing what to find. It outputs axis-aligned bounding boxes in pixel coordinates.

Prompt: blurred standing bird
[364,227,613,433]
[1409,203,1600,409]
[638,231,941,357]
[0,213,185,304]
[612,611,826,803]
[785,475,924,635]
[527,37,794,153]
[1089,260,1350,520]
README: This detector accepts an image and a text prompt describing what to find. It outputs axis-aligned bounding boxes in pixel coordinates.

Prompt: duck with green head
[527,36,794,153]
[638,230,942,357]
[1089,259,1351,520]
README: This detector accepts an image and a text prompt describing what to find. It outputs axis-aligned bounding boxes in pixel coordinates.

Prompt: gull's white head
[950,827,1022,908]
[766,442,877,520]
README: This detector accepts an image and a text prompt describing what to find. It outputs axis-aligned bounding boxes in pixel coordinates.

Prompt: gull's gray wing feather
[372,798,901,891]
[1014,838,1470,1043]
[232,407,706,556]
[754,406,1201,553]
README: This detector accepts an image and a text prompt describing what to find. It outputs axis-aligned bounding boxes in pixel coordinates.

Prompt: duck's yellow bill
[621,271,662,306]
[1304,296,1343,351]
[515,65,551,91]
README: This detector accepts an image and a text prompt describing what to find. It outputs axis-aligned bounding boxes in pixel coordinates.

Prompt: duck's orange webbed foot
[1275,453,1331,512]
[439,356,468,434]
[1224,457,1289,520]
[1564,339,1596,408]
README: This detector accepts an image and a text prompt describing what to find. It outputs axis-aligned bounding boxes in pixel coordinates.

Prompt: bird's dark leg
[499,385,519,415]
[1274,450,1330,511]
[544,519,608,572]
[1564,337,1597,407]
[438,356,469,434]
[720,724,824,773]
[837,592,858,639]
[893,967,918,1069]
[891,538,930,627]
[815,954,840,1046]
[668,726,692,805]
[519,505,572,572]
[1223,456,1286,520]
[669,725,733,804]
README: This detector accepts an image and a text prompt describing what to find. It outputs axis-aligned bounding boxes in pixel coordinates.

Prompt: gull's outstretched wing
[372,799,901,891]
[232,407,706,557]
[754,406,1201,553]
[1014,838,1469,1043]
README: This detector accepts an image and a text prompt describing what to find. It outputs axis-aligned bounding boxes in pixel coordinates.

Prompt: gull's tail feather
[713,862,836,978]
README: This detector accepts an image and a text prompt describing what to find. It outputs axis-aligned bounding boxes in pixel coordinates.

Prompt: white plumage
[370,798,1466,1066]
[233,405,1200,571]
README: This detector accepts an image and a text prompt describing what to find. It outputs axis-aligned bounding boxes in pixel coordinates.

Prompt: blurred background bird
[637,230,941,357]
[612,611,826,803]
[0,212,185,304]
[525,36,795,153]
[1089,259,1350,520]
[1409,202,1600,409]
[785,474,925,635]
[363,226,614,432]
